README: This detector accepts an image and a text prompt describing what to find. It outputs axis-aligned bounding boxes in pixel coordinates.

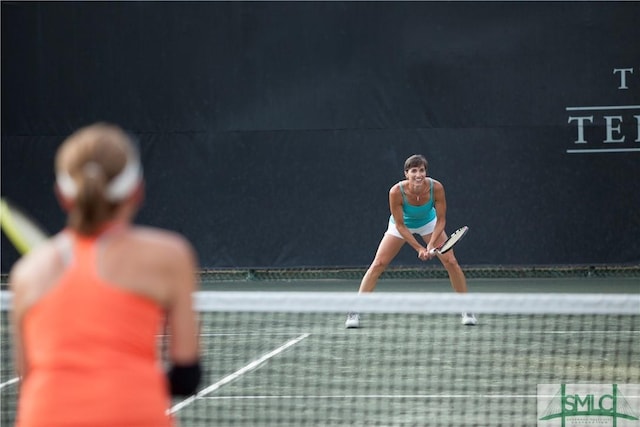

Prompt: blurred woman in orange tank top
[9,122,201,427]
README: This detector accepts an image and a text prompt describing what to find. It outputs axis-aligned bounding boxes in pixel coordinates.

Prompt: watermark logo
[538,384,640,426]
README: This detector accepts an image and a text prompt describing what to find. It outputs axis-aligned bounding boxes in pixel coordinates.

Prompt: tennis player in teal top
[346,154,476,328]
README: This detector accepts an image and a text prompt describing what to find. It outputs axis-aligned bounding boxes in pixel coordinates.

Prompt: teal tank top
[390,178,436,228]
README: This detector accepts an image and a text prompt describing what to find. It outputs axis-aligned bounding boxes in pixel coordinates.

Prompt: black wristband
[167,360,202,396]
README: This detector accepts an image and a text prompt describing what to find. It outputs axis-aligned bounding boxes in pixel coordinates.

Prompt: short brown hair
[404,154,428,172]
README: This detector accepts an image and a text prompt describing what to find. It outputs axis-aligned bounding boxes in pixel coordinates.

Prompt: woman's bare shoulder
[9,235,67,304]
[128,226,196,264]
[389,181,405,194]
[429,177,443,186]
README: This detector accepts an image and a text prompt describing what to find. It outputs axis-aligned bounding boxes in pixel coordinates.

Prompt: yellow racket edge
[0,198,48,255]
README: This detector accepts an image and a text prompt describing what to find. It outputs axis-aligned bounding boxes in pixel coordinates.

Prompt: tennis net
[1,291,639,426]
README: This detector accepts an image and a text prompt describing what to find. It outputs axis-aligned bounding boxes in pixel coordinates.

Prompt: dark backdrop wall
[2,2,639,272]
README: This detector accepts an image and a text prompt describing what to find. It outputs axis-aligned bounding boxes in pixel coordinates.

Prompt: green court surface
[2,276,638,426]
[169,306,638,426]
[185,277,639,425]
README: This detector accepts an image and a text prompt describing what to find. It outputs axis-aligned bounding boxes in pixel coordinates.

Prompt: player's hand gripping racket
[0,198,49,254]
[429,226,469,255]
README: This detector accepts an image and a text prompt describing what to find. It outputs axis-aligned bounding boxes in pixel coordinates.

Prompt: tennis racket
[0,198,49,255]
[430,225,469,255]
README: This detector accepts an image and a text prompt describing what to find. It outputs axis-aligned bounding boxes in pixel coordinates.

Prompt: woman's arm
[426,179,447,253]
[165,236,201,395]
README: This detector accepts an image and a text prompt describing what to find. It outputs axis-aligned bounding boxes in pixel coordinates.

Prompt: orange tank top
[17,232,174,427]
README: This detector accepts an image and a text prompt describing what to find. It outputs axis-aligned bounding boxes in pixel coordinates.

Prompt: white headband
[56,150,143,202]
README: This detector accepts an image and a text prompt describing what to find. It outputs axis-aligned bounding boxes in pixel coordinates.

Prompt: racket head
[438,225,469,254]
[0,198,49,254]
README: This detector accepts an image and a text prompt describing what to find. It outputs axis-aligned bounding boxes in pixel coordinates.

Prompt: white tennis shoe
[345,313,360,329]
[461,313,478,326]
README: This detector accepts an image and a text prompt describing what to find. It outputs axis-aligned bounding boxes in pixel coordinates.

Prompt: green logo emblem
[538,384,639,427]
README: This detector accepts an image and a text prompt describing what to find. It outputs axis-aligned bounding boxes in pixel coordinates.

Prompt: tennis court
[2,276,639,426]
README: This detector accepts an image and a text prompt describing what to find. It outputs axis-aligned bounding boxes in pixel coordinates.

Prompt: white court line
[200,393,640,400]
[199,394,546,400]
[161,332,309,338]
[0,377,20,390]
[196,333,640,339]
[199,332,310,337]
[168,333,310,414]
[543,331,639,334]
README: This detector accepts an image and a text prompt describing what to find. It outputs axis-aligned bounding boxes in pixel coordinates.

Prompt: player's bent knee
[439,254,460,270]
[371,259,390,271]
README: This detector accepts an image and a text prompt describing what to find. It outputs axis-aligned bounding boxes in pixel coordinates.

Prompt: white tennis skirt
[385,217,437,239]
